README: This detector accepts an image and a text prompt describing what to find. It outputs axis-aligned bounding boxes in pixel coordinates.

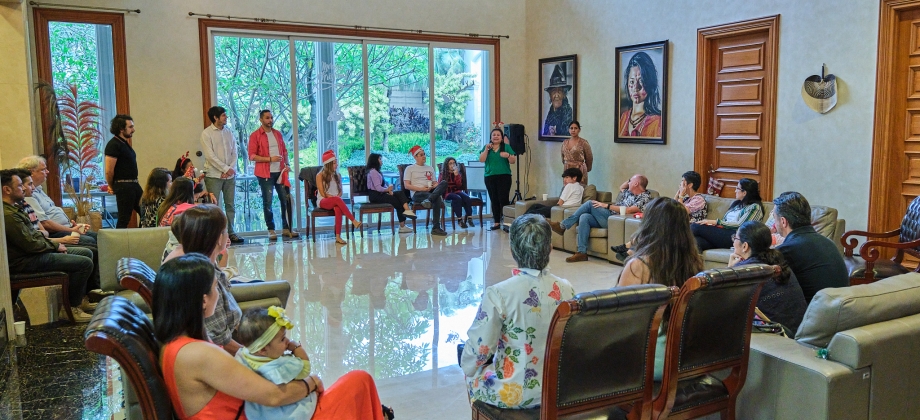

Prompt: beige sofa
[736,273,920,419]
[621,195,846,269]
[98,227,291,312]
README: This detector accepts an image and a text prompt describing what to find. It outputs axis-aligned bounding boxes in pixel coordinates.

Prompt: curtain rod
[29,1,140,13]
[188,12,508,39]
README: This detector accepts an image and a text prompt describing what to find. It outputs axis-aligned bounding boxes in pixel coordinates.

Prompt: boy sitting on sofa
[525,168,584,218]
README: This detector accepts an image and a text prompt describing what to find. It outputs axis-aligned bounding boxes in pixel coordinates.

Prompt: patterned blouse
[718,202,764,228]
[561,137,593,185]
[681,195,707,223]
[616,190,653,212]
[462,268,575,409]
[139,197,165,228]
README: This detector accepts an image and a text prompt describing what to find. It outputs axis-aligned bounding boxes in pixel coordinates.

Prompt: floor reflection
[231,231,495,384]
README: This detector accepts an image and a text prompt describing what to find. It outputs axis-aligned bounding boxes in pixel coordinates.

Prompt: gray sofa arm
[231,280,292,311]
[606,214,628,248]
[737,334,870,420]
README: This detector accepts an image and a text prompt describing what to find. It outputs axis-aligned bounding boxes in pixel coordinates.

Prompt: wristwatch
[607,204,612,211]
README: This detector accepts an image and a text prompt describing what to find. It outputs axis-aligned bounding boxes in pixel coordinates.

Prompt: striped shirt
[717,202,764,228]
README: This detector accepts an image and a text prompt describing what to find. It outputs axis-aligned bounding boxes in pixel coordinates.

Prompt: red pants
[319,196,356,235]
[313,370,385,420]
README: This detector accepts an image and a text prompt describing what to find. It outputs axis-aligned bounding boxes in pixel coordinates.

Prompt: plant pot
[75,211,103,232]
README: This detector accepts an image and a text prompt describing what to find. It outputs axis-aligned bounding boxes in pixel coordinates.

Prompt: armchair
[300,166,351,242]
[346,165,396,236]
[652,265,773,420]
[840,196,920,285]
[471,284,675,419]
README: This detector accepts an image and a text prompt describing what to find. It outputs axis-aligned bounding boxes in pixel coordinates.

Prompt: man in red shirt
[248,109,296,240]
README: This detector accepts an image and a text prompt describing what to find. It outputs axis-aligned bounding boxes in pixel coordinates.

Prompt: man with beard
[248,109,293,240]
[104,114,142,228]
[542,63,574,137]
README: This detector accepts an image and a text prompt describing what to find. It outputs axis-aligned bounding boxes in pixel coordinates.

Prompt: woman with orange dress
[618,51,662,138]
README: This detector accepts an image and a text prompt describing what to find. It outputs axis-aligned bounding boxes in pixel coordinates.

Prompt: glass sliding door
[366,44,431,173]
[433,47,489,169]
[214,35,292,233]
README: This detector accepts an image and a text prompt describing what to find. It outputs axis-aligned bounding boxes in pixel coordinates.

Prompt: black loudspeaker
[504,124,526,155]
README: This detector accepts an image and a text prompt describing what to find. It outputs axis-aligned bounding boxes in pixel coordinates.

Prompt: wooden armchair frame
[841,228,920,285]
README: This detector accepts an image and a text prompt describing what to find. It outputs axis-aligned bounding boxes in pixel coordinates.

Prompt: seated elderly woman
[461,214,575,409]
[154,254,389,419]
[728,220,807,333]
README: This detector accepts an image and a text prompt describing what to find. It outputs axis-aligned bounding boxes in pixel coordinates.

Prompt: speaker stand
[511,156,523,203]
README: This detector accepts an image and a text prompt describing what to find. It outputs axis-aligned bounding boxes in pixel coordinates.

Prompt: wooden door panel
[716,78,764,106]
[696,17,778,200]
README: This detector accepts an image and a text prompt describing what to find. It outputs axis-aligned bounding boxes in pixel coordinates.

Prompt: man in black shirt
[774,192,849,302]
[104,114,142,228]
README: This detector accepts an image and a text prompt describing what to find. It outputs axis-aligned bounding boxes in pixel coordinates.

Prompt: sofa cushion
[589,228,607,238]
[98,227,171,291]
[582,184,597,203]
[795,273,920,347]
[810,205,838,239]
[701,248,733,264]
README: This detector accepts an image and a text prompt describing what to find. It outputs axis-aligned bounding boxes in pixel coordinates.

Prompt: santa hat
[409,145,424,157]
[322,150,336,165]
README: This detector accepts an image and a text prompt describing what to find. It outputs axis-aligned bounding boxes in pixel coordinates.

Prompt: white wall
[9,0,528,197]
[525,0,879,231]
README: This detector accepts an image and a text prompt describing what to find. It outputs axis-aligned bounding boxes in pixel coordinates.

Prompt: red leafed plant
[58,83,103,216]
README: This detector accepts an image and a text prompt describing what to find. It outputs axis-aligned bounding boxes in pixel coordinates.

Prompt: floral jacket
[461,268,575,409]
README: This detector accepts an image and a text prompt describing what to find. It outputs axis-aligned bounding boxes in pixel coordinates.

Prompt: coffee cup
[427,180,433,188]
[13,321,25,336]
[70,231,80,237]
[542,194,548,200]
[619,206,627,215]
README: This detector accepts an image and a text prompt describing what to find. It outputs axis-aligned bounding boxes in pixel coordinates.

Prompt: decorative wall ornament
[615,40,668,145]
[538,55,577,142]
[327,102,344,121]
[802,65,837,114]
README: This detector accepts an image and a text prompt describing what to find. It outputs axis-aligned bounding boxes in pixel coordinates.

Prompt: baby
[235,306,322,420]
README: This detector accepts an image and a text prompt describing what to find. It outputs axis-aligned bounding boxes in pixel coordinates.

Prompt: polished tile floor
[1,227,624,420]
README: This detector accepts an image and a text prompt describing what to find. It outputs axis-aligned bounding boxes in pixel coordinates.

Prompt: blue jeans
[560,201,611,253]
[411,181,447,226]
[257,172,291,231]
[11,247,93,306]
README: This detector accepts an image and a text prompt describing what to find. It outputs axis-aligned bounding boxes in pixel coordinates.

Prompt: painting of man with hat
[539,55,577,141]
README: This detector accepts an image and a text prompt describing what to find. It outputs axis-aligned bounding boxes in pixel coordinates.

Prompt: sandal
[382,405,395,420]
[335,237,348,245]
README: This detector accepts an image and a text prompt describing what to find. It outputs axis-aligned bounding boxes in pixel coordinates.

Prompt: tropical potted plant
[58,83,104,230]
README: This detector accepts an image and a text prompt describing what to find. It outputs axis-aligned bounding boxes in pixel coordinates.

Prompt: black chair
[117,257,157,309]
[84,296,176,419]
[347,165,396,236]
[841,195,920,285]
[471,284,675,420]
[652,265,774,420]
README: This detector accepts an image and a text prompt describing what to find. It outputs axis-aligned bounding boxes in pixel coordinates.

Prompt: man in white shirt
[403,145,448,236]
[18,155,96,246]
[525,168,584,218]
[201,106,243,243]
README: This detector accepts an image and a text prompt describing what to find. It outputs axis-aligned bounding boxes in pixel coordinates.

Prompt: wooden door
[695,16,779,199]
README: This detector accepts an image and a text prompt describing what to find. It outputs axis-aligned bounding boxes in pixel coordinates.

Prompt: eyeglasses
[731,234,740,241]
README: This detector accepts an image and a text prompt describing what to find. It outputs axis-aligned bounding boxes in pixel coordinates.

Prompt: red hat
[409,145,424,157]
[322,150,336,165]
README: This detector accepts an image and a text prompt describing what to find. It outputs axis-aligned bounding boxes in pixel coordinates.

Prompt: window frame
[33,8,130,205]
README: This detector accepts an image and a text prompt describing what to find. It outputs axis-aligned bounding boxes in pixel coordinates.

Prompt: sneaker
[548,221,566,235]
[466,216,475,227]
[61,306,93,323]
[228,233,245,244]
[79,297,97,312]
[610,244,629,254]
[459,219,468,229]
[87,289,115,300]
[398,226,413,233]
[565,252,589,263]
[431,227,448,236]
[403,209,417,219]
[268,230,278,240]
[421,199,432,209]
[282,229,300,238]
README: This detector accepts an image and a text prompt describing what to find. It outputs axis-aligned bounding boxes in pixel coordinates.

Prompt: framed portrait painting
[538,55,577,141]
[615,40,668,144]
